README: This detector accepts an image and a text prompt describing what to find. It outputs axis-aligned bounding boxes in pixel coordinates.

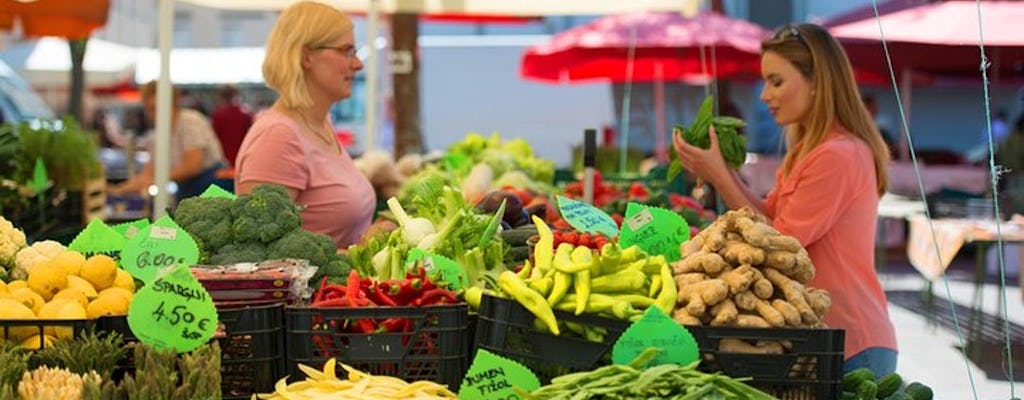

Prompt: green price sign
[556,195,619,238]
[459,349,540,400]
[120,215,199,284]
[112,219,151,240]
[618,203,690,262]
[611,306,700,367]
[127,264,218,353]
[406,248,469,291]
[69,218,127,255]
[199,184,236,199]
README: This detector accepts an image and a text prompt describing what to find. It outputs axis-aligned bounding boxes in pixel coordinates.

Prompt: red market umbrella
[521,11,768,83]
[0,0,111,39]
[521,11,768,164]
[824,0,1024,80]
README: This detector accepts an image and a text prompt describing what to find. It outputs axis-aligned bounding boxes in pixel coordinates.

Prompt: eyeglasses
[774,25,810,50]
[314,45,358,58]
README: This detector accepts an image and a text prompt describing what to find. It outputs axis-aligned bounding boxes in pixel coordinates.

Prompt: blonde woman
[673,23,897,376]
[109,80,226,201]
[235,1,374,248]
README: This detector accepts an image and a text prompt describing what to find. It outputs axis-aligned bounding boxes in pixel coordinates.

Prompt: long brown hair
[762,24,890,195]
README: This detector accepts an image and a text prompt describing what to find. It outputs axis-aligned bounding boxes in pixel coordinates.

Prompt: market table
[905,214,1024,345]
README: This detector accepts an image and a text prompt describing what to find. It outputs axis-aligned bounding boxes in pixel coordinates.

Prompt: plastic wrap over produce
[191,259,318,306]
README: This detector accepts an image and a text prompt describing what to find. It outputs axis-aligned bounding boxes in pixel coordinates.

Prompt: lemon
[38,299,87,339]
[112,269,135,292]
[52,288,89,309]
[19,334,56,350]
[51,251,86,276]
[0,298,38,341]
[6,280,27,292]
[87,295,129,319]
[9,288,46,315]
[80,255,117,290]
[98,287,134,306]
[27,262,68,301]
[0,281,8,294]
[66,275,99,299]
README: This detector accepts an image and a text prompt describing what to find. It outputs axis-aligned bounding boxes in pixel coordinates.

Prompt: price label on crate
[120,215,199,284]
[618,202,690,262]
[612,307,699,367]
[556,195,620,238]
[128,264,218,352]
[69,218,127,256]
[459,349,540,400]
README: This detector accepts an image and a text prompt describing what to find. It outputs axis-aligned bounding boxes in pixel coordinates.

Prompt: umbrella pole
[152,0,174,218]
[898,67,913,161]
[618,22,638,175]
[365,0,379,153]
[654,64,667,164]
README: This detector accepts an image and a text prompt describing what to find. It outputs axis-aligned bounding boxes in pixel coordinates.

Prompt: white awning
[0,37,140,87]
[175,0,701,15]
[134,47,266,85]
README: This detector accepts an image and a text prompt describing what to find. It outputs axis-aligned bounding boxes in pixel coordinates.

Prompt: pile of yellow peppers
[470,216,676,340]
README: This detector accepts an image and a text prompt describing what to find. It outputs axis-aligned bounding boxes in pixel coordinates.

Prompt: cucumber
[876,372,903,398]
[882,393,914,400]
[843,368,876,392]
[501,226,537,246]
[855,380,878,400]
[903,382,933,400]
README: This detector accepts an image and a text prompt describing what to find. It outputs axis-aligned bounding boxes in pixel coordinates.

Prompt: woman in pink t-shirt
[235,1,375,248]
[673,23,898,376]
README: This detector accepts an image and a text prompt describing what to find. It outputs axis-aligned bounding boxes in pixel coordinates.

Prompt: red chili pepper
[314,276,329,302]
[379,318,411,333]
[312,334,333,357]
[367,285,398,307]
[312,297,350,307]
[318,285,347,300]
[345,270,361,306]
[389,279,422,305]
[413,288,458,306]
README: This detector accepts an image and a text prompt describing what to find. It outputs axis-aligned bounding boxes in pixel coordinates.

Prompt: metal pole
[153,0,174,219]
[365,0,379,153]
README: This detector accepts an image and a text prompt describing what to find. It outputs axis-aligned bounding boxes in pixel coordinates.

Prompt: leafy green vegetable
[668,96,748,181]
[207,241,267,265]
[231,184,301,243]
[173,196,234,253]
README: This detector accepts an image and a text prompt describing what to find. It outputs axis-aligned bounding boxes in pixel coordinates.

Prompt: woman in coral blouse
[235,1,375,248]
[674,23,897,376]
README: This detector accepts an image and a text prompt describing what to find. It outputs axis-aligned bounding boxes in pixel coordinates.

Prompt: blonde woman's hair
[762,23,890,196]
[140,80,181,105]
[262,1,353,109]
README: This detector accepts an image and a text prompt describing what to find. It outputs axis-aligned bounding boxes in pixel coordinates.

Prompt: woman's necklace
[297,111,339,152]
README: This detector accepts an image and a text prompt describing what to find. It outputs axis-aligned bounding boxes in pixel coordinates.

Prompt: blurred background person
[211,84,253,167]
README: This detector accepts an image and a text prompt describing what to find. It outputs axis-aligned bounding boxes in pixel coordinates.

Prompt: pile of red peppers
[310,268,459,334]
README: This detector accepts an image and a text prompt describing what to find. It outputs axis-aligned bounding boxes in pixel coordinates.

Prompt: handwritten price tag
[618,203,690,262]
[120,215,199,284]
[611,307,699,367]
[405,248,469,291]
[128,264,218,353]
[68,218,126,255]
[459,349,540,400]
[112,219,150,240]
[556,195,620,238]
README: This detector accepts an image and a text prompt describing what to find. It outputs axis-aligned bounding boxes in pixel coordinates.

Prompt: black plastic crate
[475,294,844,399]
[474,294,630,383]
[96,303,287,400]
[689,326,844,400]
[0,318,96,349]
[285,304,468,390]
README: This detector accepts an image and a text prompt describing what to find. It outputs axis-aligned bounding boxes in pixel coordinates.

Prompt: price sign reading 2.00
[128,264,219,353]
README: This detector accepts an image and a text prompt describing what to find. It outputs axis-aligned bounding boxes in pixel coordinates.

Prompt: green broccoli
[208,241,268,265]
[172,196,234,254]
[231,184,301,243]
[266,229,332,267]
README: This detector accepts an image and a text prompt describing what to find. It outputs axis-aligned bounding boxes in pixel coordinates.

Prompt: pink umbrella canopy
[825,0,1024,80]
[521,11,769,83]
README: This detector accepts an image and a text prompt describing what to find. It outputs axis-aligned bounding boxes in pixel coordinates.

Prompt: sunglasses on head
[775,25,810,49]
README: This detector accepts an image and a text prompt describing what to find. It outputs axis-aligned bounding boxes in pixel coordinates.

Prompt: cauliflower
[12,240,66,280]
[0,216,27,270]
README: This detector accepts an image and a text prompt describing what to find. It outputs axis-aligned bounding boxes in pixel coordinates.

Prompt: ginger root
[735,291,786,327]
[721,240,766,266]
[807,288,832,318]
[771,299,802,326]
[675,273,708,288]
[672,251,729,276]
[764,268,819,325]
[710,298,738,326]
[677,279,729,316]
[719,338,784,354]
[673,308,701,325]
[680,237,703,259]
[735,313,771,328]
[720,265,755,295]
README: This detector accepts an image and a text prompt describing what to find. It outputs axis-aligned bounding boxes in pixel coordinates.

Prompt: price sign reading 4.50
[120,215,199,284]
[128,264,218,353]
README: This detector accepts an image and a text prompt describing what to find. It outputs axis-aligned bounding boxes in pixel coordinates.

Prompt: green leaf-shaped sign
[30,157,48,194]
[459,349,540,400]
[68,218,127,255]
[618,202,690,262]
[556,195,619,238]
[112,219,151,240]
[127,264,218,352]
[199,184,236,199]
[406,248,469,291]
[120,215,199,284]
[612,306,700,367]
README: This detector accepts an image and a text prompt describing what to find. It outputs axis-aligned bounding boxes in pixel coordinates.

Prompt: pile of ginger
[671,208,832,353]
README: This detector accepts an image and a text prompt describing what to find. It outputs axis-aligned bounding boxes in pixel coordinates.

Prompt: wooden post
[68,38,88,122]
[390,13,423,158]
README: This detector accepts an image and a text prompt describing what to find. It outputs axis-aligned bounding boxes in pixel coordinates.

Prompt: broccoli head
[208,241,268,265]
[266,228,336,267]
[231,184,302,243]
[172,196,234,254]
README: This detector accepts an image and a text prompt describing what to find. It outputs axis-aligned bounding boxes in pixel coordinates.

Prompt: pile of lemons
[0,250,135,349]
